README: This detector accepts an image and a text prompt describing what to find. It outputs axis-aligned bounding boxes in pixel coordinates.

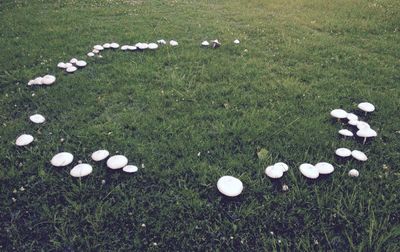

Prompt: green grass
[1,0,400,250]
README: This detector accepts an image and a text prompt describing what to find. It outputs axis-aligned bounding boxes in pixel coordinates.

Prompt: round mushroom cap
[51,152,74,167]
[93,45,104,51]
[201,41,210,46]
[121,45,129,50]
[148,43,158,49]
[299,163,319,179]
[66,66,77,73]
[169,40,178,46]
[57,62,67,69]
[16,134,34,146]
[351,150,368,161]
[315,162,334,175]
[265,165,284,179]
[348,169,359,177]
[65,63,73,68]
[87,52,95,57]
[103,43,111,48]
[136,43,148,50]
[274,162,289,172]
[29,114,45,124]
[33,77,43,85]
[234,39,240,44]
[70,163,93,178]
[107,155,128,169]
[356,121,371,130]
[358,102,375,113]
[347,113,358,121]
[76,60,87,67]
[330,109,347,119]
[41,75,56,85]
[92,49,100,54]
[91,150,110,161]
[338,129,354,137]
[127,46,137,51]
[217,176,243,197]
[157,39,167,45]
[70,58,78,64]
[123,165,138,173]
[335,148,352,157]
[110,43,119,49]
[356,128,377,138]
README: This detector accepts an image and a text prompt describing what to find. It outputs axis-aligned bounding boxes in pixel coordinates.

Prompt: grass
[1,0,400,250]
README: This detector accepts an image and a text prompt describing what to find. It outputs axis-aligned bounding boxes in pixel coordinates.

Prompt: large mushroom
[217,176,243,197]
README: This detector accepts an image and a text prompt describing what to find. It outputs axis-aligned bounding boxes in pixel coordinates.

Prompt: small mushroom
[103,43,111,49]
[274,162,289,172]
[87,52,95,57]
[299,163,319,179]
[136,43,148,50]
[91,150,109,161]
[265,165,284,179]
[217,176,243,197]
[315,162,334,175]
[29,114,45,124]
[330,109,347,121]
[356,128,377,144]
[148,43,158,50]
[15,134,34,146]
[127,45,137,51]
[348,169,359,177]
[121,45,129,51]
[70,58,78,64]
[57,62,67,69]
[212,39,221,48]
[351,150,368,161]
[169,40,178,46]
[51,152,74,167]
[107,155,128,169]
[93,45,104,51]
[201,41,210,46]
[76,60,87,67]
[346,113,358,121]
[123,165,138,173]
[335,147,352,158]
[110,42,119,49]
[66,66,77,73]
[338,129,353,137]
[358,102,375,115]
[70,164,93,178]
[234,39,240,44]
[157,39,167,45]
[92,49,100,54]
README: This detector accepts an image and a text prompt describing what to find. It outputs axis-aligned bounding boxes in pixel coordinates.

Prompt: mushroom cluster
[27,75,56,86]
[299,162,334,179]
[58,58,87,73]
[265,162,289,179]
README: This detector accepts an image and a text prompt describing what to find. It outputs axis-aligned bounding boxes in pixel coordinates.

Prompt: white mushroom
[338,129,353,137]
[201,41,210,46]
[32,77,43,85]
[121,45,129,51]
[265,165,284,179]
[91,150,109,161]
[348,120,358,126]
[169,40,178,46]
[234,39,240,44]
[87,52,95,57]
[299,163,319,179]
[123,165,138,173]
[15,134,34,146]
[93,45,104,51]
[70,58,78,64]
[335,148,352,158]
[66,66,77,73]
[356,121,370,130]
[51,152,74,167]
[103,43,111,49]
[351,150,368,161]
[348,169,359,177]
[107,155,128,169]
[41,75,56,85]
[346,113,358,121]
[274,162,289,172]
[356,128,377,144]
[358,102,375,114]
[70,163,93,178]
[110,42,119,49]
[217,176,243,197]
[136,43,148,50]
[212,39,221,48]
[157,39,167,45]
[148,43,158,50]
[127,46,137,51]
[330,109,347,120]
[65,63,73,68]
[76,60,87,67]
[92,49,100,54]
[57,62,67,69]
[29,114,45,124]
[315,162,334,175]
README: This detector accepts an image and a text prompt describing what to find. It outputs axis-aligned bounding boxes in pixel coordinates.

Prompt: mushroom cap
[41,75,56,85]
[315,162,334,175]
[169,40,178,46]
[356,128,377,138]
[122,165,138,173]
[92,49,100,54]
[57,62,67,69]
[234,39,240,44]
[103,43,111,48]
[70,58,78,64]
[70,163,93,178]
[201,41,210,46]
[110,42,119,49]
[33,77,43,85]
[107,155,128,169]
[265,165,284,179]
[136,43,148,50]
[121,45,129,50]
[65,63,73,68]
[330,109,348,119]
[16,134,34,146]
[348,120,358,126]
[91,149,110,161]
[51,152,74,167]
[348,169,359,177]
[356,121,371,130]
[346,113,358,121]
[127,46,137,51]
[299,163,319,179]
[274,162,289,172]
[358,102,375,113]
[29,114,45,124]
[148,43,158,49]
[351,150,368,161]
[76,60,87,67]
[335,147,352,157]
[93,45,104,51]
[66,66,77,73]
[338,129,353,137]
[87,52,95,57]
[157,39,167,45]
[217,176,243,197]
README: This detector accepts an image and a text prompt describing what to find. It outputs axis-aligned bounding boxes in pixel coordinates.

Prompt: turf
[1,0,400,250]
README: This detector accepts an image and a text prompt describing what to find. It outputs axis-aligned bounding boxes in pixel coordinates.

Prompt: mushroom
[15,134,34,146]
[148,43,158,50]
[356,128,377,144]
[66,66,77,73]
[57,62,67,69]
[107,155,128,169]
[330,109,347,121]
[32,77,43,85]
[212,39,221,48]
[346,113,358,121]
[335,147,352,158]
[70,58,78,64]
[348,169,359,177]
[41,75,56,85]
[76,60,87,67]
[110,42,119,49]
[70,164,93,178]
[201,41,210,46]
[29,114,45,124]
[234,39,240,44]
[338,129,353,137]
[103,43,111,49]
[217,176,243,197]
[358,102,375,115]
[121,45,129,51]
[91,150,109,161]
[315,162,334,175]
[274,162,289,172]
[265,165,284,179]
[169,40,178,46]
[123,165,138,173]
[356,121,370,130]
[51,152,74,167]
[92,49,100,54]
[157,39,167,45]
[87,52,95,57]
[299,163,319,179]
[127,45,137,51]
[348,120,358,127]
[351,150,368,161]
[136,43,148,50]
[93,45,104,51]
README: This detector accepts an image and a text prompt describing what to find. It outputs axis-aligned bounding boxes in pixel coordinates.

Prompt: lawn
[1,0,400,250]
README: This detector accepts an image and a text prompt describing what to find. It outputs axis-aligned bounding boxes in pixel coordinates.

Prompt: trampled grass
[1,0,400,250]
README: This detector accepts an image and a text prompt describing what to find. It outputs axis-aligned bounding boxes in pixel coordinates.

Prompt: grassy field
[1,0,400,250]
